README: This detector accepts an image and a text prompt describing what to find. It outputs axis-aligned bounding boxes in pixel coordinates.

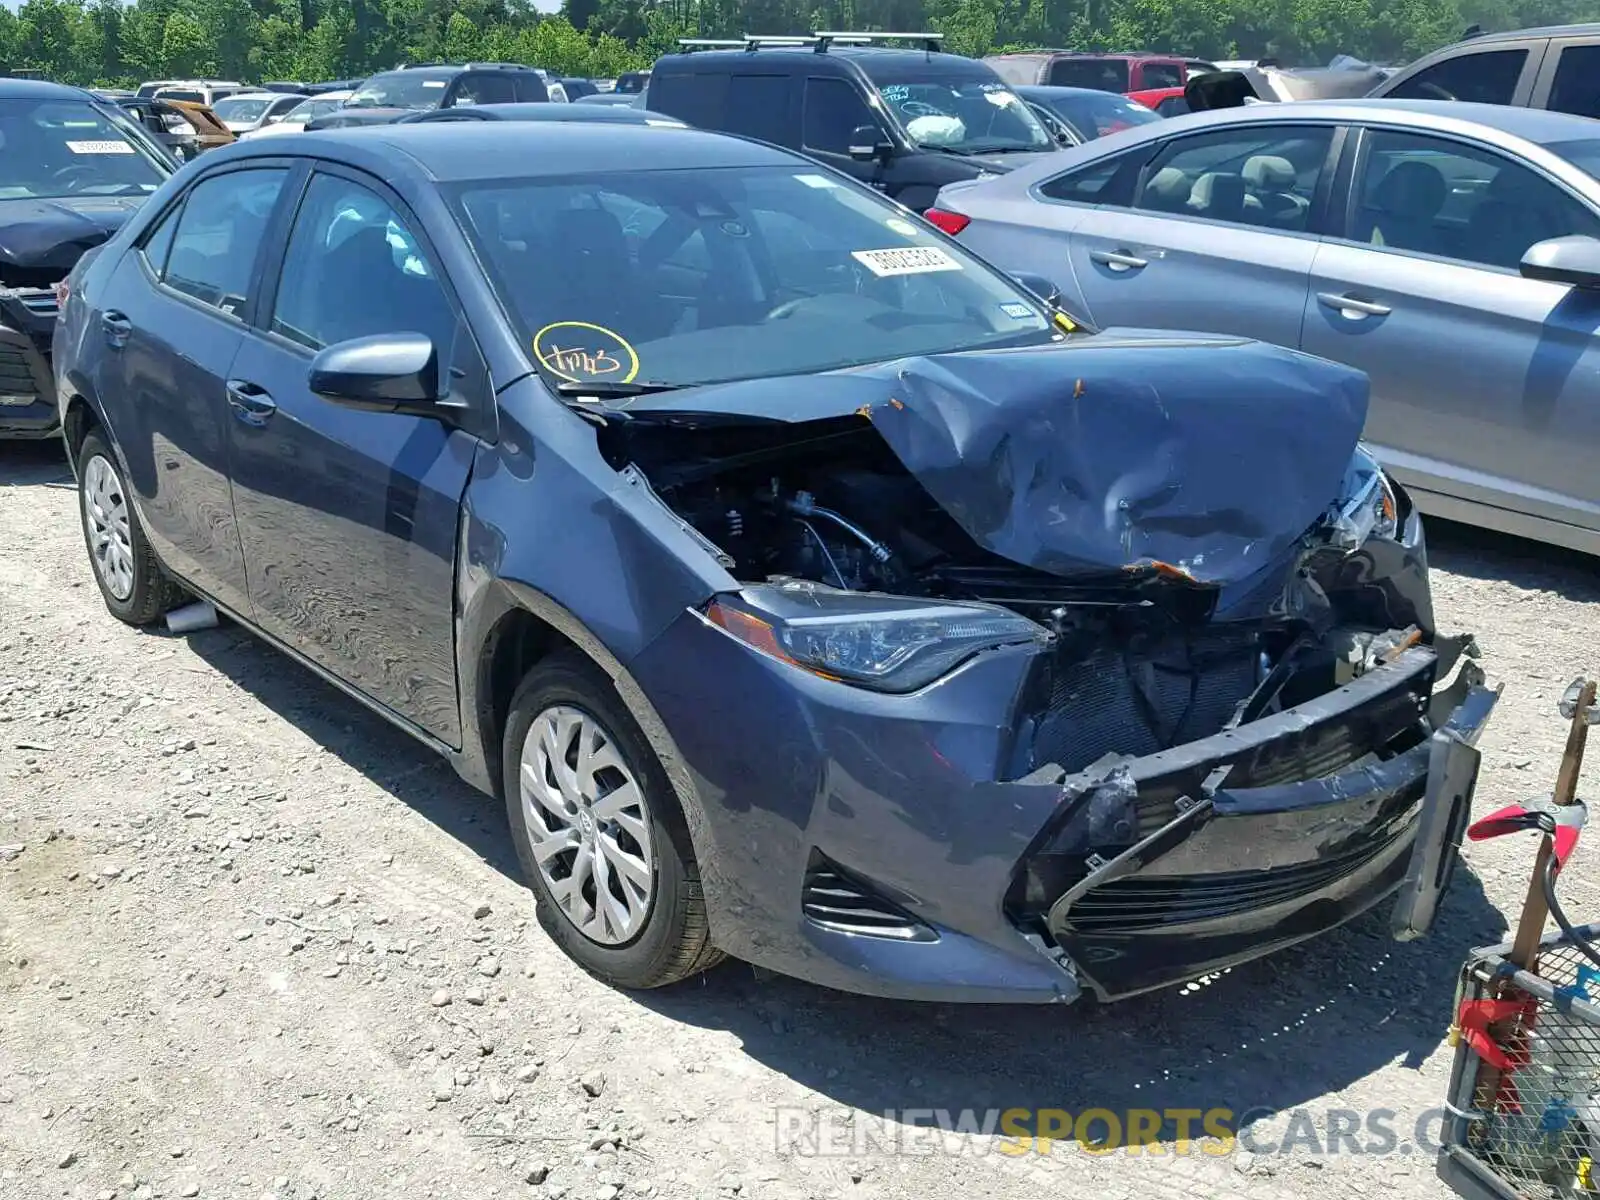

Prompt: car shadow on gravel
[183,626,524,884]
[1428,517,1600,602]
[0,440,71,488]
[635,872,1506,1148]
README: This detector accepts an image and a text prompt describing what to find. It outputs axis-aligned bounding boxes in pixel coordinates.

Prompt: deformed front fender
[451,394,740,931]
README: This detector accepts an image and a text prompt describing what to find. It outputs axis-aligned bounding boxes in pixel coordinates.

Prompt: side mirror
[1009,271,1062,309]
[848,124,893,163]
[308,333,442,414]
[1520,236,1600,290]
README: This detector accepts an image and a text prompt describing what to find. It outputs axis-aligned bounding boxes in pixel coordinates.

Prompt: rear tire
[503,651,723,989]
[76,429,182,626]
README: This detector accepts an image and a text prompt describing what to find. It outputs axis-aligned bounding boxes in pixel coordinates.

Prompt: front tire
[503,651,722,989]
[77,429,182,625]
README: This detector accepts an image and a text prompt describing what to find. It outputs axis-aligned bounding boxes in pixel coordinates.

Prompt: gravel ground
[4,437,1599,1200]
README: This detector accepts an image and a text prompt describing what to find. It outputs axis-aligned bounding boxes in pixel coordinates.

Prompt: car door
[223,166,485,742]
[800,74,890,190]
[1063,121,1339,347]
[1300,125,1600,541]
[94,164,292,615]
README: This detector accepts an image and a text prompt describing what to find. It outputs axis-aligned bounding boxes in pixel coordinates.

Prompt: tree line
[2,0,1598,91]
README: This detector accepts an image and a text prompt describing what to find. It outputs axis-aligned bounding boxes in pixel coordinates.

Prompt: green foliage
[0,0,1591,89]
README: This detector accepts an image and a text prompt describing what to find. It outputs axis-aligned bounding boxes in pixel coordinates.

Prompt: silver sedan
[929,99,1600,557]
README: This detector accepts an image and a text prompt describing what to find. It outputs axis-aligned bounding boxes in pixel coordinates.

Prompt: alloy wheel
[82,454,135,601]
[519,704,656,944]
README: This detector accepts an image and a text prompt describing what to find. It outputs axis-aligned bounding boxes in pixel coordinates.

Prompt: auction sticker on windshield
[852,246,963,278]
[532,320,640,385]
[794,173,839,189]
[66,140,135,154]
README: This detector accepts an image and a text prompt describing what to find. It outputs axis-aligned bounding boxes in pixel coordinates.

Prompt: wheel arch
[464,580,717,891]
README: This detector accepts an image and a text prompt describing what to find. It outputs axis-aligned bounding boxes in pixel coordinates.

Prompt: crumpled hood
[618,333,1369,586]
[0,195,146,281]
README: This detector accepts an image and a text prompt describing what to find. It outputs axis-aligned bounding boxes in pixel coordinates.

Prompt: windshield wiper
[553,380,682,399]
[916,143,981,156]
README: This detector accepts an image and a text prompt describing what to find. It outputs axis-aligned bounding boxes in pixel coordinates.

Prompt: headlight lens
[704,581,1051,693]
[1327,445,1398,548]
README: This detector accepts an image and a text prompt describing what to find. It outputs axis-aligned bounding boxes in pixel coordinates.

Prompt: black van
[645,32,1062,211]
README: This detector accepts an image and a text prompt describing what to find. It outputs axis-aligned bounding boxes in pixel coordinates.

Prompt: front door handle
[226,379,277,427]
[1089,249,1149,272]
[101,311,132,348]
[1318,292,1392,319]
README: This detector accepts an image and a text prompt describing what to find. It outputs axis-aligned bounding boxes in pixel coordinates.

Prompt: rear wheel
[502,652,722,989]
[77,429,182,626]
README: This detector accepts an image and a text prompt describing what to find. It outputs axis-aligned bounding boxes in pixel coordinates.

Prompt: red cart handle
[1468,800,1586,870]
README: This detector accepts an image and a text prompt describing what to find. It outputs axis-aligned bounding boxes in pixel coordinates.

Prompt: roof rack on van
[676,30,945,54]
[812,31,945,51]
[397,61,537,70]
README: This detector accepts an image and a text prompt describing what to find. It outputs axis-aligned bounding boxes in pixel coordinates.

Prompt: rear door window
[1140,62,1184,90]
[1134,126,1334,231]
[161,168,289,317]
[1047,59,1130,92]
[1383,48,1528,105]
[1548,44,1600,118]
[453,74,515,107]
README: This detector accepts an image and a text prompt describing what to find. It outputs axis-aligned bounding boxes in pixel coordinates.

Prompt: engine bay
[607,414,1426,779]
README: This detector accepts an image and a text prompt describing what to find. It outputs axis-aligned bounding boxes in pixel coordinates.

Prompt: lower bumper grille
[0,342,43,406]
[1064,818,1413,934]
[802,860,934,942]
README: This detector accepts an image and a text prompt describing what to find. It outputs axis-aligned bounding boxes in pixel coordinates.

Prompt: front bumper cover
[1018,643,1498,1000]
[634,606,1498,1004]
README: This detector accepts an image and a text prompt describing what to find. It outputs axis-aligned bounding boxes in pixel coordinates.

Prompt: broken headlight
[704,582,1050,693]
[1327,445,1398,548]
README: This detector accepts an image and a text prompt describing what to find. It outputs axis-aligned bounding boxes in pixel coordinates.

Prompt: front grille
[0,343,41,406]
[1031,630,1261,777]
[802,861,934,942]
[15,292,57,318]
[1062,819,1412,934]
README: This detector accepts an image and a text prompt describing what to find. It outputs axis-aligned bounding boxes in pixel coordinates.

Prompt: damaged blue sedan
[52,122,1497,1003]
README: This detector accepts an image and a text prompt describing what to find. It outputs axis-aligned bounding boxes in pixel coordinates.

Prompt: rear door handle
[1089,249,1149,272]
[226,379,277,427]
[101,311,132,348]
[1318,292,1392,319]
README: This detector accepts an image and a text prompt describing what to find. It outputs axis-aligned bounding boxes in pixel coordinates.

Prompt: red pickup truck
[985,51,1218,94]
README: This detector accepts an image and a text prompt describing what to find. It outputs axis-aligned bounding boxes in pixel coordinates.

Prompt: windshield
[348,72,450,110]
[0,99,170,200]
[212,96,273,122]
[1040,90,1163,139]
[453,164,1055,391]
[868,71,1054,154]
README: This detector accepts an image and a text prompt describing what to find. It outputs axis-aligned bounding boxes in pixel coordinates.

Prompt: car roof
[660,46,982,71]
[282,121,792,181]
[411,103,682,125]
[219,92,288,101]
[1446,22,1600,43]
[0,77,94,101]
[1019,85,1147,99]
[1153,97,1600,147]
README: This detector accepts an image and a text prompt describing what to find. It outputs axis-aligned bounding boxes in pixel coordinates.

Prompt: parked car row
[5,23,1598,1009]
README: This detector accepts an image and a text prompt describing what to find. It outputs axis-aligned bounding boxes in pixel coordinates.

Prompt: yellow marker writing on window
[532,321,640,385]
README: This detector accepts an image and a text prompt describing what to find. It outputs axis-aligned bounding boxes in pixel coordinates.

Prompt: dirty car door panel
[224,170,475,743]
[97,166,289,614]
